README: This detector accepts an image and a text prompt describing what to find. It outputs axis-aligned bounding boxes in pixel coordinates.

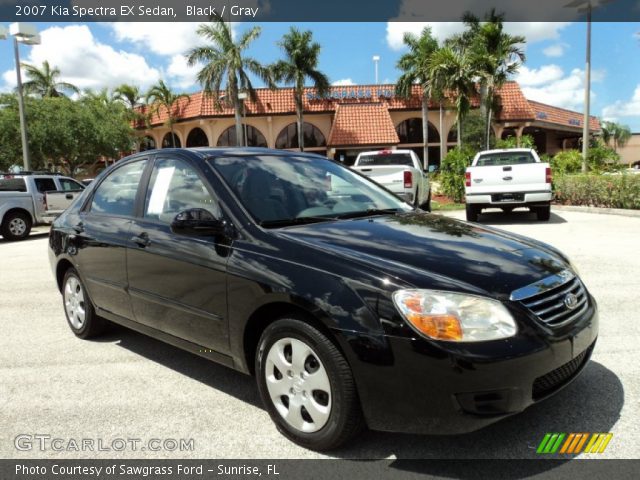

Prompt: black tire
[62,268,106,339]
[420,191,432,212]
[413,188,420,208]
[536,205,551,221]
[465,204,479,222]
[256,317,365,451]
[1,211,32,241]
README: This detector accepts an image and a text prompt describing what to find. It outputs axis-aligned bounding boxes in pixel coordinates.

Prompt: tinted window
[34,178,57,193]
[476,152,536,166]
[90,160,147,216]
[59,178,84,191]
[357,153,413,166]
[144,158,218,224]
[0,178,26,192]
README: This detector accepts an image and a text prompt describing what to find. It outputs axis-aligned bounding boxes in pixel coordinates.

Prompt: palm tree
[146,80,190,148]
[461,10,526,149]
[272,27,330,152]
[395,28,439,169]
[428,46,477,148]
[602,121,632,152]
[186,17,273,147]
[21,60,79,98]
[114,84,143,110]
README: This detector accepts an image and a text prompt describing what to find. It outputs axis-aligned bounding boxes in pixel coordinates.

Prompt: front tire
[62,268,106,339]
[256,318,364,451]
[1,211,32,241]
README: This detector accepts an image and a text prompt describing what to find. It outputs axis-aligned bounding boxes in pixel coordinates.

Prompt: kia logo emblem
[564,293,579,310]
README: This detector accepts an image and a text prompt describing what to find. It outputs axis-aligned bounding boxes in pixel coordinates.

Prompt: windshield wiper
[259,216,335,228]
[332,208,402,220]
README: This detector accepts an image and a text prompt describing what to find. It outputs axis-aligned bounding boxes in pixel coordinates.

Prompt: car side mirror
[170,208,226,237]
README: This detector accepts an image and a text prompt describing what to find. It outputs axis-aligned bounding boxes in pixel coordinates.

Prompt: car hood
[276,212,568,299]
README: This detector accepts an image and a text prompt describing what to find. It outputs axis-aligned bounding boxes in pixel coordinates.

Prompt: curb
[552,204,640,218]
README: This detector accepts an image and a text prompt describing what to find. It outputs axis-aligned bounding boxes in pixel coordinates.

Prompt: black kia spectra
[49,148,598,450]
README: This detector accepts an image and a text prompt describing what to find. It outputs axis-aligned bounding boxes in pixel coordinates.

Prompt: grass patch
[431,201,466,211]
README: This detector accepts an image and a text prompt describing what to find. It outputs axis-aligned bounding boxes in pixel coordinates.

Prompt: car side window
[90,160,147,217]
[34,178,57,193]
[59,178,84,191]
[144,157,219,224]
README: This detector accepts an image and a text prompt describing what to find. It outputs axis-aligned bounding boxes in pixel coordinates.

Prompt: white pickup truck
[352,149,431,210]
[464,148,552,222]
[0,172,85,240]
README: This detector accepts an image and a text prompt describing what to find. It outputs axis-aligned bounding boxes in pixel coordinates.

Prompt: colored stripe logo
[537,433,613,454]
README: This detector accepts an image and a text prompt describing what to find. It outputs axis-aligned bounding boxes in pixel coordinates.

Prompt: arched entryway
[162,132,181,148]
[139,136,156,152]
[395,118,441,168]
[186,127,209,147]
[275,122,326,154]
[216,125,267,147]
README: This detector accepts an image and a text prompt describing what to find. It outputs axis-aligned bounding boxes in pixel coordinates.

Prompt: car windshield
[357,153,414,166]
[475,152,536,166]
[209,154,413,227]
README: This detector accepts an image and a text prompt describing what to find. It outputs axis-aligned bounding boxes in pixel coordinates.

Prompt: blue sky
[0,21,639,130]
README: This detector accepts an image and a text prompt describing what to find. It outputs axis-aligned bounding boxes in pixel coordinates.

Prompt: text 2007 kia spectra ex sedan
[49,148,598,451]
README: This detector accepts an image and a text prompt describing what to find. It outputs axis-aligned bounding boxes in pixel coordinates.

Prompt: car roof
[477,148,534,155]
[138,147,319,159]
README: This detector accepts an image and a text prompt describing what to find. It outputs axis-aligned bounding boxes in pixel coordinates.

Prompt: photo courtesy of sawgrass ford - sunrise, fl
[0,1,639,479]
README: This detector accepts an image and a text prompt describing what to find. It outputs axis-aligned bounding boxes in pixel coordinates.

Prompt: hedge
[553,174,640,209]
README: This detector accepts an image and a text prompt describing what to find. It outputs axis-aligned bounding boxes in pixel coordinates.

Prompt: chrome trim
[510,270,575,301]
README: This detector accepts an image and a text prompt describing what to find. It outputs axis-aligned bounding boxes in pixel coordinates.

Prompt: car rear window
[0,178,27,192]
[475,152,536,166]
[357,153,414,167]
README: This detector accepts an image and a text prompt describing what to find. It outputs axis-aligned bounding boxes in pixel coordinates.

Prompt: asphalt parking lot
[1,208,638,460]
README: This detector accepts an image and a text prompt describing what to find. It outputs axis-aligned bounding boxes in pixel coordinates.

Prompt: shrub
[551,150,582,175]
[495,134,536,150]
[554,174,640,209]
[440,147,473,203]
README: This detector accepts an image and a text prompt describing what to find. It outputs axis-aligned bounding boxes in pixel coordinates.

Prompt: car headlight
[392,289,517,342]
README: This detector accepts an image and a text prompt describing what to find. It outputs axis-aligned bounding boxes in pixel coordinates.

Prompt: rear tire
[1,211,32,241]
[465,204,479,222]
[420,191,432,212]
[256,317,365,451]
[62,268,106,339]
[536,205,551,221]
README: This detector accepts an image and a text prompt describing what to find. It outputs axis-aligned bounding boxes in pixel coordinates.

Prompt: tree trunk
[234,100,243,147]
[296,94,304,152]
[486,105,493,150]
[439,101,444,164]
[170,123,176,148]
[485,85,493,150]
[479,82,488,148]
[457,114,462,149]
[422,95,429,170]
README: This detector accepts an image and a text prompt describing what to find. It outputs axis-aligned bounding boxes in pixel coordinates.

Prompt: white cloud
[1,25,161,92]
[166,54,201,90]
[517,65,605,110]
[332,78,355,86]
[543,43,568,58]
[109,22,203,57]
[386,22,570,50]
[603,85,640,120]
[516,65,564,87]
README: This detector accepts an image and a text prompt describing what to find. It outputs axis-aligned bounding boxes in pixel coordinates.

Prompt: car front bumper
[340,301,598,435]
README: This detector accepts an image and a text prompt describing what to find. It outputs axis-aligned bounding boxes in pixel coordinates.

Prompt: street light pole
[581,4,591,173]
[13,36,31,171]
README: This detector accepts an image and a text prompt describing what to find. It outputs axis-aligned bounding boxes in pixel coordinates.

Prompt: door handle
[503,176,513,181]
[131,232,151,247]
[65,193,73,199]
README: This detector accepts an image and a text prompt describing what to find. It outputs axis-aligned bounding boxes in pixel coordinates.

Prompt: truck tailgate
[352,165,408,189]
[467,163,550,194]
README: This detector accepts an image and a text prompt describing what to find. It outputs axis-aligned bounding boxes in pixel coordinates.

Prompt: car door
[126,155,229,353]
[72,158,149,320]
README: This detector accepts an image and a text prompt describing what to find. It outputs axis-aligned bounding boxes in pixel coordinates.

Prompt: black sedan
[49,148,598,450]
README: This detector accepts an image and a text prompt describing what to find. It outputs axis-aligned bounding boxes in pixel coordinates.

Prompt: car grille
[532,343,593,400]
[519,276,588,328]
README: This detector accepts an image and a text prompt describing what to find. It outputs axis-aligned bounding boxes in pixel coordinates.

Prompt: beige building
[617,133,640,165]
[136,82,600,167]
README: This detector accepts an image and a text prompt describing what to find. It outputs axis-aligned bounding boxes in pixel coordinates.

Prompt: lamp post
[564,0,612,173]
[2,23,40,172]
[372,55,380,85]
[238,91,248,147]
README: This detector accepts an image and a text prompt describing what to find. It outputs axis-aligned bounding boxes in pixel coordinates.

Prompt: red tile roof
[528,100,600,132]
[327,103,399,146]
